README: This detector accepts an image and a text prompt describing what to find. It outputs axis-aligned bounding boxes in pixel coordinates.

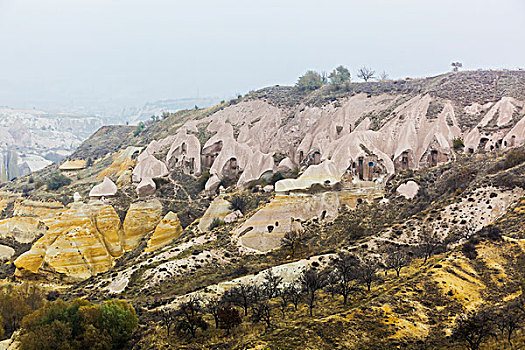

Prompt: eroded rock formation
[145,211,183,252]
[129,92,524,196]
[13,198,166,280]
[122,199,163,251]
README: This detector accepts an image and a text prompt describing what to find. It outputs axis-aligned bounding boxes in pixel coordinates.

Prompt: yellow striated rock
[122,199,162,251]
[0,216,46,243]
[13,199,64,225]
[98,146,143,180]
[13,197,164,280]
[43,225,113,280]
[90,201,123,257]
[197,195,232,232]
[146,211,183,252]
[14,228,59,274]
[14,201,123,280]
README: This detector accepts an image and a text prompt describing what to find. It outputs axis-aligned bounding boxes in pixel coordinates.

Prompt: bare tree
[493,299,525,349]
[419,226,442,264]
[321,71,329,84]
[358,256,380,292]
[300,268,327,316]
[159,309,175,337]
[378,71,389,82]
[281,221,302,257]
[331,252,360,304]
[384,245,411,277]
[452,309,495,350]
[451,62,463,72]
[325,270,339,299]
[224,283,253,316]
[250,300,273,331]
[174,296,209,338]
[205,298,222,329]
[217,305,242,336]
[357,66,375,82]
[250,283,265,308]
[262,270,283,299]
[285,283,302,311]
[278,287,289,318]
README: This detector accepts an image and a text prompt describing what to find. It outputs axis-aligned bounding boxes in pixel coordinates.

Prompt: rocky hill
[0,107,104,182]
[0,70,524,349]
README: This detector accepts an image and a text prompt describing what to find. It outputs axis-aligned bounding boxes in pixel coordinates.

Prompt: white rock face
[131,94,525,195]
[224,210,243,223]
[396,181,420,199]
[132,154,169,183]
[236,188,382,252]
[464,97,525,153]
[89,176,118,197]
[73,192,82,202]
[136,177,156,197]
[263,185,274,193]
[0,245,15,261]
[198,195,232,232]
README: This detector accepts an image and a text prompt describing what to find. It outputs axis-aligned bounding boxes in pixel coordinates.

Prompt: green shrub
[198,171,211,191]
[46,173,71,191]
[228,194,250,214]
[133,122,145,137]
[461,241,478,259]
[452,137,464,150]
[100,300,138,349]
[270,172,284,185]
[0,284,44,338]
[328,65,351,86]
[19,299,137,350]
[296,71,324,91]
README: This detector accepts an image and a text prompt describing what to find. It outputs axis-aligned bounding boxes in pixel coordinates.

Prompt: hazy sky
[0,0,524,114]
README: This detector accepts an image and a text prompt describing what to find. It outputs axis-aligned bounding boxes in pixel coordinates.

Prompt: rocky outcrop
[463,97,524,153]
[122,199,163,251]
[0,149,21,182]
[224,210,243,223]
[98,146,143,180]
[42,222,114,279]
[166,132,201,175]
[12,196,169,280]
[198,195,232,232]
[91,202,123,257]
[132,154,168,183]
[145,211,183,252]
[13,200,64,225]
[130,90,524,195]
[14,201,121,280]
[237,188,382,252]
[136,177,156,197]
[396,181,419,199]
[0,245,15,261]
[89,176,118,197]
[0,216,46,243]
[59,159,86,171]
